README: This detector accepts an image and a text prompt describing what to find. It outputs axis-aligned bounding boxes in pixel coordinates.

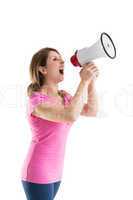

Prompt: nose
[60,59,65,65]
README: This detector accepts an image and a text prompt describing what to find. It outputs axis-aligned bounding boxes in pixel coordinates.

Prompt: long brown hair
[27,47,60,97]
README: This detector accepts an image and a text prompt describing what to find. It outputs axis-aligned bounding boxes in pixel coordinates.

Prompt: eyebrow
[50,55,62,59]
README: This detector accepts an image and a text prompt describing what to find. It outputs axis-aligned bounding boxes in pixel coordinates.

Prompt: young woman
[21,47,99,200]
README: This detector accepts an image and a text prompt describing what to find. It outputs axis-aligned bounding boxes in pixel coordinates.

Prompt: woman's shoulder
[28,89,73,100]
[28,91,50,104]
[28,91,38,98]
[28,90,45,98]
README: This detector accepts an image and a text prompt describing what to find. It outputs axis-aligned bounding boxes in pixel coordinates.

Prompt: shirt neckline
[35,90,64,98]
[33,90,67,105]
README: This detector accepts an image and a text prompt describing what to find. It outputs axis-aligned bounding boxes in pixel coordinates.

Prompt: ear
[38,66,47,74]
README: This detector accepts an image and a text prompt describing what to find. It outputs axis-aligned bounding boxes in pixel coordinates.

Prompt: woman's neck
[40,83,60,97]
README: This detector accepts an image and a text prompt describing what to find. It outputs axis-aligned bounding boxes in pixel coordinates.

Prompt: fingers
[80,62,100,81]
[86,65,99,75]
[87,64,99,80]
[83,62,94,69]
[83,62,98,71]
[92,69,99,80]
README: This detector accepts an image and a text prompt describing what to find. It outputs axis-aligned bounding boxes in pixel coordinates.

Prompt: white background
[0,0,132,200]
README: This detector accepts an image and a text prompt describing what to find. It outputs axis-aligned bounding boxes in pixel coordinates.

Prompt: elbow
[66,105,78,122]
[71,116,78,122]
[84,106,98,117]
[64,109,77,123]
[86,110,98,117]
[90,111,98,117]
[70,112,80,122]
[87,105,98,117]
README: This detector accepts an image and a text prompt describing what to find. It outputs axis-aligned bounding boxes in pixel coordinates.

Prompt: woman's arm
[33,80,90,123]
[80,80,98,117]
[67,79,90,120]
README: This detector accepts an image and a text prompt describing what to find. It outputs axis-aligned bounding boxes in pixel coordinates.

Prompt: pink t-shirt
[21,90,74,184]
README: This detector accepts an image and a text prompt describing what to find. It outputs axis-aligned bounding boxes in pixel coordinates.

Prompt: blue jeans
[21,180,61,200]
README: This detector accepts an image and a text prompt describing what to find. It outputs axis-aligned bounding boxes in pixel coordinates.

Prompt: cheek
[47,63,59,76]
[48,68,59,77]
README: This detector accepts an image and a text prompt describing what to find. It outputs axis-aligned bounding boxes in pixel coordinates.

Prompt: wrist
[88,80,95,89]
[80,79,91,86]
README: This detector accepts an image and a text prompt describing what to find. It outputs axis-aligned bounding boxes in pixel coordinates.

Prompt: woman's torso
[21,90,74,184]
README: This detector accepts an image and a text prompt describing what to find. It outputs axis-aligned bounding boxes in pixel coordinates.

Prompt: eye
[53,57,59,61]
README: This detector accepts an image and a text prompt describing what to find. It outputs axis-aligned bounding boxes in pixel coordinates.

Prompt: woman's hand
[81,62,99,82]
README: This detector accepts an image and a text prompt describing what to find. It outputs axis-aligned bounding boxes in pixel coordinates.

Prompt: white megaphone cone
[70,32,116,67]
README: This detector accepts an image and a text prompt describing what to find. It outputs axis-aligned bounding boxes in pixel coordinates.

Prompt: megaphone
[70,32,116,67]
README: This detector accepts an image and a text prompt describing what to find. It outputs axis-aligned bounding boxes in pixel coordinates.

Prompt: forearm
[67,80,90,120]
[85,81,98,114]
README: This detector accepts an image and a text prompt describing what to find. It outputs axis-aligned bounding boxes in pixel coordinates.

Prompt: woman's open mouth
[59,69,64,75]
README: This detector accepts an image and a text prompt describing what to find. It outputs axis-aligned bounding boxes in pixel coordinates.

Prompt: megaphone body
[70,32,116,67]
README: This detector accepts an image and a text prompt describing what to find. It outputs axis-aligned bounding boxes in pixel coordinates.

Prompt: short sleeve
[61,90,73,104]
[27,92,50,116]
